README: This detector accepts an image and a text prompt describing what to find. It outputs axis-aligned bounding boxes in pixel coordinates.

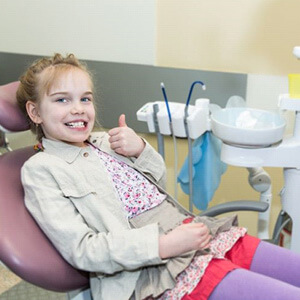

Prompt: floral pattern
[91,146,166,218]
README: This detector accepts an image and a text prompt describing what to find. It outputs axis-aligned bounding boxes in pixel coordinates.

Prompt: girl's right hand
[159,223,212,259]
[108,114,145,158]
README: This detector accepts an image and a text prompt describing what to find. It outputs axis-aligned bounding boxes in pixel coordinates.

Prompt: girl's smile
[65,120,87,129]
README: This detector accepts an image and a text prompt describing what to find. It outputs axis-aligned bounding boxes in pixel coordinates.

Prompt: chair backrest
[0,81,29,132]
[0,82,89,292]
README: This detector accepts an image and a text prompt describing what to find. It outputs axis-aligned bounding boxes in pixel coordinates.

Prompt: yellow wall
[157,0,300,75]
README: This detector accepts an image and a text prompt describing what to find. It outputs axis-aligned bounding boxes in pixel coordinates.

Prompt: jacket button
[92,139,97,143]
[83,152,89,157]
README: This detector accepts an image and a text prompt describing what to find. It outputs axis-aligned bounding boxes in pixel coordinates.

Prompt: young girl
[17,54,300,300]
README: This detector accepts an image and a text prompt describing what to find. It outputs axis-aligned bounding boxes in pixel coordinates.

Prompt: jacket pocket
[59,184,104,232]
[59,184,96,198]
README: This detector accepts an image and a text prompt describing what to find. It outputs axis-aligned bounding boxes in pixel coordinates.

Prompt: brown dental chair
[0,81,268,298]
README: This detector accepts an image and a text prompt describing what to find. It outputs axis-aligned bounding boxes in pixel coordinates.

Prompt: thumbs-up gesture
[108,114,145,157]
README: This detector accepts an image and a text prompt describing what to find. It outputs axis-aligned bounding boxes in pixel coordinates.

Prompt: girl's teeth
[66,122,85,128]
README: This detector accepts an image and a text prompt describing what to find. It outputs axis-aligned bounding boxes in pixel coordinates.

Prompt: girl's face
[27,68,96,147]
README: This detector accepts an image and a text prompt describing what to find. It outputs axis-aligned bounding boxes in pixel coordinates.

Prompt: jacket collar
[41,131,133,166]
[41,132,107,164]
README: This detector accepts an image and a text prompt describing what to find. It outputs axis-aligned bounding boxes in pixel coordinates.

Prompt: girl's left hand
[108,114,145,157]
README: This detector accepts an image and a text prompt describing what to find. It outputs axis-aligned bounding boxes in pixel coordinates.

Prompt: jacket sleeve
[131,139,167,190]
[21,156,165,274]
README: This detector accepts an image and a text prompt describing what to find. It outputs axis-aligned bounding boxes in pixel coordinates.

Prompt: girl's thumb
[119,114,127,127]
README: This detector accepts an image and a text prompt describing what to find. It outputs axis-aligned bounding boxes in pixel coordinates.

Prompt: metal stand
[0,131,12,153]
[153,104,164,158]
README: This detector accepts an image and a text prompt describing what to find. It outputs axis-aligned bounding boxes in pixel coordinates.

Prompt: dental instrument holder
[137,99,211,211]
[137,100,210,139]
[221,95,300,253]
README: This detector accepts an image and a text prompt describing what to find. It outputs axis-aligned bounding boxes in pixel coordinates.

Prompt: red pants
[182,234,261,300]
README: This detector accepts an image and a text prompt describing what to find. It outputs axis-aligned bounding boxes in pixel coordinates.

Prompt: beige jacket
[21,132,193,300]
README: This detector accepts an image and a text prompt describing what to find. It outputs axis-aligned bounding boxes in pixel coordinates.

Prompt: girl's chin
[64,134,92,147]
[66,140,88,147]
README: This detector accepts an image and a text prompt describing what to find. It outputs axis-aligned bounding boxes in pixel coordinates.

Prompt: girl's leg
[208,268,300,300]
[250,241,300,287]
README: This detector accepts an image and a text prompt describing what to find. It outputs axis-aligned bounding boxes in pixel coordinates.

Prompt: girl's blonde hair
[17,53,94,142]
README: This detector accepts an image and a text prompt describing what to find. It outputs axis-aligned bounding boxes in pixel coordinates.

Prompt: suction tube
[184,81,206,212]
[160,82,178,200]
[160,82,172,123]
[185,81,206,107]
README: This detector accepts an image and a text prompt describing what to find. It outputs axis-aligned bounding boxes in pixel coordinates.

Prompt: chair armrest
[199,200,269,217]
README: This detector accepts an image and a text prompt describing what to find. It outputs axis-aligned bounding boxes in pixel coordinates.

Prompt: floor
[0,266,21,295]
[0,265,66,300]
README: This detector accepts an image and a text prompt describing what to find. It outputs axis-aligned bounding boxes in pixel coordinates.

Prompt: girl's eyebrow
[49,91,68,96]
[49,91,93,96]
[83,91,93,96]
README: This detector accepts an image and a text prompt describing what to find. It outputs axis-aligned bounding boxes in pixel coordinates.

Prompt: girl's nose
[71,101,84,114]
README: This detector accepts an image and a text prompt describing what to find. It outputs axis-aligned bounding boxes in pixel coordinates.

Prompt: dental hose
[184,81,206,213]
[160,82,178,201]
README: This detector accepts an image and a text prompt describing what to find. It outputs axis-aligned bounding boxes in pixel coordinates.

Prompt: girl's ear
[26,101,42,124]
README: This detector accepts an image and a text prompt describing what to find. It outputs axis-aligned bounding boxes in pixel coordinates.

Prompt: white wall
[246,75,288,111]
[246,74,296,134]
[0,0,156,65]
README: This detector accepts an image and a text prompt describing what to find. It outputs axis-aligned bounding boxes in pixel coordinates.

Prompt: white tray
[211,108,286,147]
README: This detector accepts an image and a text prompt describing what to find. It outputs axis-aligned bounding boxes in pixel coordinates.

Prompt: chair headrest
[0,81,30,132]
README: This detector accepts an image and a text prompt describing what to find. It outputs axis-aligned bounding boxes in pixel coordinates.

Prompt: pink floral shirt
[91,146,166,218]
[91,146,246,299]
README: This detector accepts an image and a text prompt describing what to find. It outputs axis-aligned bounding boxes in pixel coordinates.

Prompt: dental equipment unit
[210,47,300,253]
[137,82,273,240]
[212,96,300,252]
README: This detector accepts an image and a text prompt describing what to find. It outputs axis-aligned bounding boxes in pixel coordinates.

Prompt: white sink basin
[211,108,286,147]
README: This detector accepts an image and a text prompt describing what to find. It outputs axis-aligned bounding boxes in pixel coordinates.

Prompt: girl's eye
[81,97,92,102]
[56,98,67,103]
